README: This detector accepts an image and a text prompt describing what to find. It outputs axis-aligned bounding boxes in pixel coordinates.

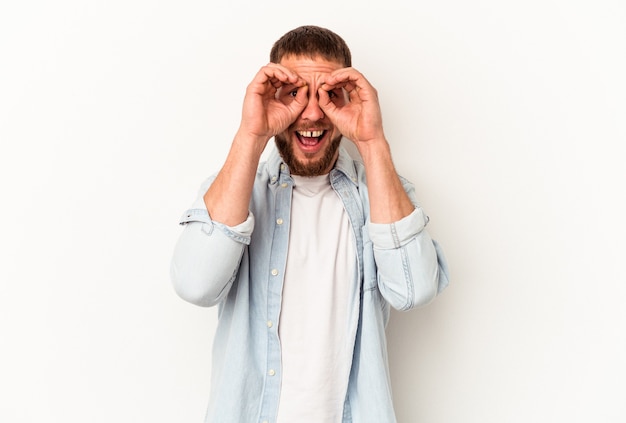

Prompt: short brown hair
[270,25,352,67]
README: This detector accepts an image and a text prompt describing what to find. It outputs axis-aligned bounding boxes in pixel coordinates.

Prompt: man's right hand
[239,63,308,146]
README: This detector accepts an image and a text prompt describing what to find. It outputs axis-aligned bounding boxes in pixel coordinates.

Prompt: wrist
[356,137,391,163]
[234,128,272,158]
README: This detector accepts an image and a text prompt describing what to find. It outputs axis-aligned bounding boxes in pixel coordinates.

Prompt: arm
[171,64,308,306]
[320,68,449,309]
[368,181,450,310]
[319,68,414,223]
[205,64,308,226]
[170,200,254,307]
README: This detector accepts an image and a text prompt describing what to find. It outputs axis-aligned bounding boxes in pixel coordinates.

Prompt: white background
[1,0,625,422]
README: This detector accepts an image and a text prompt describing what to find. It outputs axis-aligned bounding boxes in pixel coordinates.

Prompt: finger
[321,82,361,106]
[324,68,375,98]
[268,63,310,90]
[285,84,309,116]
[321,71,360,96]
[255,63,305,88]
[323,68,363,86]
[318,88,339,118]
[269,77,285,89]
[268,76,307,91]
[293,84,309,107]
[324,80,375,105]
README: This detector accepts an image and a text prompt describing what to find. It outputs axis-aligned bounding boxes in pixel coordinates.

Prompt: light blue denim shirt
[171,146,450,423]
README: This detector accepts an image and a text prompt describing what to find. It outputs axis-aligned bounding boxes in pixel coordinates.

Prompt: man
[171,25,449,423]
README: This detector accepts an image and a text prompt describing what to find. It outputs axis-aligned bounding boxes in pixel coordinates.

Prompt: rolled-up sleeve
[369,207,450,311]
[170,184,254,307]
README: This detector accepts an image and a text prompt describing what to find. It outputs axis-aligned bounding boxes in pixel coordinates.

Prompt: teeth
[297,130,324,138]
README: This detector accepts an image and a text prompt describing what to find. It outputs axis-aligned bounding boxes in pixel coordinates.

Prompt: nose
[300,92,325,121]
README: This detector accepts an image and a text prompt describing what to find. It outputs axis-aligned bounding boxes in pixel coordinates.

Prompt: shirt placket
[258,167,292,423]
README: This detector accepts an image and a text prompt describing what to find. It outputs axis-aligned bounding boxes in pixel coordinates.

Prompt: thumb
[318,88,339,119]
[288,84,309,116]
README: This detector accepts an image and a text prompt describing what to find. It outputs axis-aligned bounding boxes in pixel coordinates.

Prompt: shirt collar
[266,142,359,186]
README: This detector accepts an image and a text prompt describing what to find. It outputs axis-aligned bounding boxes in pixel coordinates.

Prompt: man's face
[274,55,347,176]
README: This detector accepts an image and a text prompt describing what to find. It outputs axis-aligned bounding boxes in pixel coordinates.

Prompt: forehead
[278,55,344,78]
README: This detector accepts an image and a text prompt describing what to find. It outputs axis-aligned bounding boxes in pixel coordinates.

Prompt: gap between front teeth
[298,130,324,138]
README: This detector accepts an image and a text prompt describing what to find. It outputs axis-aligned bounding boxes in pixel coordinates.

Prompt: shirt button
[268,369,275,376]
[267,320,273,328]
[271,176,277,183]
[280,164,286,171]
[271,269,278,276]
[276,218,283,225]
[281,182,288,188]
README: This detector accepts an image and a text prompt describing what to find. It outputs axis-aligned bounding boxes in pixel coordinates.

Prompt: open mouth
[295,130,327,148]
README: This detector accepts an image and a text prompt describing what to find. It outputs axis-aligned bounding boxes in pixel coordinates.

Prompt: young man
[171,25,449,423]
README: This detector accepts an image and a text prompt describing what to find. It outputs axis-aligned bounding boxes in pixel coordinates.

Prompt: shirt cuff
[179,208,255,245]
[368,207,429,250]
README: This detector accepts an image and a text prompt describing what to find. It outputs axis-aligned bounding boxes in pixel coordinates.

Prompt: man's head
[270,25,352,68]
[271,26,352,176]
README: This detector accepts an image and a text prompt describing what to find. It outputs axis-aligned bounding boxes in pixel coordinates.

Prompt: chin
[275,133,342,176]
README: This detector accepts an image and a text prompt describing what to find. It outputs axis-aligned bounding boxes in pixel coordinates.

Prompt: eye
[327,90,337,99]
[290,90,298,97]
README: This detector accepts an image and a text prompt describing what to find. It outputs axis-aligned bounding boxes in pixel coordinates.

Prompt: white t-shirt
[276,174,356,423]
